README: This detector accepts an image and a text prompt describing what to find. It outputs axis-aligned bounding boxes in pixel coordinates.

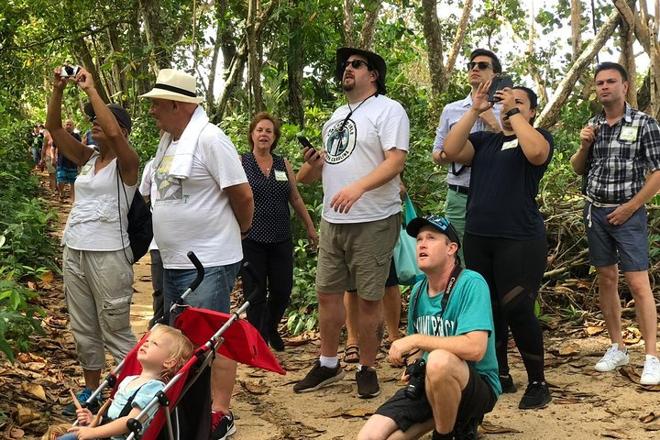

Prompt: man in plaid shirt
[571,62,660,385]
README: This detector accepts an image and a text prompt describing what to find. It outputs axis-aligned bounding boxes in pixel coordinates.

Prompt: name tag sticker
[619,126,639,142]
[501,140,518,150]
[274,170,288,181]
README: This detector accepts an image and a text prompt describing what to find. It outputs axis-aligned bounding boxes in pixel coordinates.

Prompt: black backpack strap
[118,384,146,418]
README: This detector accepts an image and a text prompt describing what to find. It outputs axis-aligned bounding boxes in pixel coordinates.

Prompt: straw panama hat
[140,69,204,104]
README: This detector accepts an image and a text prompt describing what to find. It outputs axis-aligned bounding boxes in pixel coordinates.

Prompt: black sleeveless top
[241,152,292,243]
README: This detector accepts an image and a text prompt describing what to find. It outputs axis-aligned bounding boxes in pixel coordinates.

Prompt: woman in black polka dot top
[241,112,318,351]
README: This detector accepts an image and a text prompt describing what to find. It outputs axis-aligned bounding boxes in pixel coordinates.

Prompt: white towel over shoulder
[154,105,209,179]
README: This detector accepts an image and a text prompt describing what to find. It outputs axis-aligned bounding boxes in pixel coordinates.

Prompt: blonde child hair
[150,325,194,380]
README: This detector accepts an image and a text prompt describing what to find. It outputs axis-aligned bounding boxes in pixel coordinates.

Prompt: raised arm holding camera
[358,216,500,440]
[444,82,553,410]
[46,65,139,416]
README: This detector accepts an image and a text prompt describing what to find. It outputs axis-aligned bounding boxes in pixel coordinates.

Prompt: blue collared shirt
[433,94,501,187]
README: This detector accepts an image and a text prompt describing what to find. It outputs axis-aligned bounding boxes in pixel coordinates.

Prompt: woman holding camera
[240,112,318,351]
[46,66,139,414]
[443,82,553,410]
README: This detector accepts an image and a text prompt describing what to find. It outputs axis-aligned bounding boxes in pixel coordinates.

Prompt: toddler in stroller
[58,326,194,440]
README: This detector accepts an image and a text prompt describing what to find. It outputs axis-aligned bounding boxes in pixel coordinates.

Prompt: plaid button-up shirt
[585,103,660,203]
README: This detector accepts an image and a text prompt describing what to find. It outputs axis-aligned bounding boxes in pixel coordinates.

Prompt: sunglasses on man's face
[343,59,370,71]
[467,61,492,71]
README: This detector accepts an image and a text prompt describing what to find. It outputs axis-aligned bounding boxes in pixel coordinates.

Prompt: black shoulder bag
[117,166,153,264]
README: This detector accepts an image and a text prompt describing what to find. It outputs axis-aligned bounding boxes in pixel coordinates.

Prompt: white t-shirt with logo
[321,94,409,223]
[150,125,248,269]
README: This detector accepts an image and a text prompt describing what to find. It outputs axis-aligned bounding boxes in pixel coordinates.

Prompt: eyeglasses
[342,59,370,71]
[467,61,492,71]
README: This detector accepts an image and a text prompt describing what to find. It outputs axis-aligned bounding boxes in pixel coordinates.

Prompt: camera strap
[411,264,463,333]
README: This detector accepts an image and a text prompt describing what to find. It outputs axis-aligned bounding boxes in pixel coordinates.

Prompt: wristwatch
[505,108,521,118]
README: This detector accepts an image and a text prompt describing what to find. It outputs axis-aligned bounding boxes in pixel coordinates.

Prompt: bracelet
[241,227,252,235]
[505,108,521,118]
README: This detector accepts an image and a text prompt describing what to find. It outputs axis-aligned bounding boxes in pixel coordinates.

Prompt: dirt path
[1,175,658,439]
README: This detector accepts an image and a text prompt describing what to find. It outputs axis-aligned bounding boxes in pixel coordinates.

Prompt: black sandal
[343,344,360,363]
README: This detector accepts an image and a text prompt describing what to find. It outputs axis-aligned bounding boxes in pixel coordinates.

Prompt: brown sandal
[343,344,360,363]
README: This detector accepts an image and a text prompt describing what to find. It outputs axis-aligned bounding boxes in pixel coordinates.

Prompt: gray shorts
[584,204,649,272]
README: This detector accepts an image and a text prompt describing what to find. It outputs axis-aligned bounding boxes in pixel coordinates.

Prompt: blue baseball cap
[406,215,461,249]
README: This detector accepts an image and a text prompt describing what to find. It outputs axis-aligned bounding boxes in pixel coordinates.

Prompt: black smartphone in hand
[487,74,513,102]
[297,135,314,150]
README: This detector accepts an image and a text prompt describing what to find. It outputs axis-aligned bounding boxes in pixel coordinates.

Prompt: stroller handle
[186,251,205,291]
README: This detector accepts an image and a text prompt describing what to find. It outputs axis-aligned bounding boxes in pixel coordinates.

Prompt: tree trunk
[287,7,305,127]
[442,0,472,83]
[570,0,582,59]
[421,0,445,120]
[619,16,638,107]
[138,0,168,71]
[71,37,110,104]
[535,9,619,129]
[343,0,356,47]
[213,1,278,122]
[359,0,383,50]
[247,0,264,114]
[107,26,127,104]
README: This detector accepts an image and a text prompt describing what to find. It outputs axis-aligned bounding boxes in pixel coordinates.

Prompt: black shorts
[375,364,497,432]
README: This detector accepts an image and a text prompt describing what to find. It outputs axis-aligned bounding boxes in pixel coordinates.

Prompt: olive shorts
[315,213,400,301]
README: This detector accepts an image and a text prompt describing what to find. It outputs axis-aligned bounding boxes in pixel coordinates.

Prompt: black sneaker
[518,381,551,409]
[454,418,479,440]
[269,329,285,352]
[431,430,455,439]
[293,360,345,393]
[499,373,517,393]
[356,366,380,398]
[62,387,99,417]
[210,410,236,440]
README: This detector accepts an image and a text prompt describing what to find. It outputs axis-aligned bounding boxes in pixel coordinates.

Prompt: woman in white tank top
[45,66,140,413]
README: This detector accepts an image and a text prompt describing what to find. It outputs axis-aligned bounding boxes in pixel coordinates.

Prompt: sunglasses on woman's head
[343,59,370,70]
[467,61,492,71]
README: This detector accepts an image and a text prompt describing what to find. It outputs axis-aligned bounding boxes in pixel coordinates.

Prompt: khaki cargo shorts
[315,213,400,301]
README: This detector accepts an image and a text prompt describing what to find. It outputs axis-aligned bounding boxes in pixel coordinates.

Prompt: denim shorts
[163,261,241,321]
[584,204,649,271]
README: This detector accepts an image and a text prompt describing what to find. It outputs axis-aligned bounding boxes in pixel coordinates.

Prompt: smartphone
[487,74,513,102]
[297,135,320,158]
[297,135,314,150]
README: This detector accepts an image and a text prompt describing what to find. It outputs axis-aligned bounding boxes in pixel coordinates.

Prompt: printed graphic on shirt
[324,119,357,164]
[154,156,183,202]
[414,314,456,338]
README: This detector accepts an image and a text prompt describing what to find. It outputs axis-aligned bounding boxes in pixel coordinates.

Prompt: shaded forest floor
[0,173,659,439]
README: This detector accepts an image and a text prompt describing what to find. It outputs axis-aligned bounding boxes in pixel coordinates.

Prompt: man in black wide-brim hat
[294,47,410,399]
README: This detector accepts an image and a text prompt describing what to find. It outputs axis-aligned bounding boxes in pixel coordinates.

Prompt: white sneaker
[595,344,629,372]
[640,355,660,385]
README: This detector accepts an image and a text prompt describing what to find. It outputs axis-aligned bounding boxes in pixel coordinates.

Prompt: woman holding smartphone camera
[443,82,553,410]
[240,112,318,351]
[46,66,139,415]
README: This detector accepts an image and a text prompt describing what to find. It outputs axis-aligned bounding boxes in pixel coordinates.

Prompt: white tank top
[62,152,136,251]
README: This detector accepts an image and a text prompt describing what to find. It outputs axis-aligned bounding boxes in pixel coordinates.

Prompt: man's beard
[342,79,354,92]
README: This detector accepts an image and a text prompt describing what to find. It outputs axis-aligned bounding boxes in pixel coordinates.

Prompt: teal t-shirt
[407,269,502,397]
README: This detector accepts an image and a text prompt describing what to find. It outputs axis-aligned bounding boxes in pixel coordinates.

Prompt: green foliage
[0,122,54,360]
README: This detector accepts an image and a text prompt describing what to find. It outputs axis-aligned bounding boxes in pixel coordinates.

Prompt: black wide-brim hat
[336,47,387,95]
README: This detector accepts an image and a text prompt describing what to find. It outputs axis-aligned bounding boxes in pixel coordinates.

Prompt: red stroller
[76,252,285,440]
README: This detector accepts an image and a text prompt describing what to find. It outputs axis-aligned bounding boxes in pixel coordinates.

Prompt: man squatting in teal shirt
[358,215,501,440]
